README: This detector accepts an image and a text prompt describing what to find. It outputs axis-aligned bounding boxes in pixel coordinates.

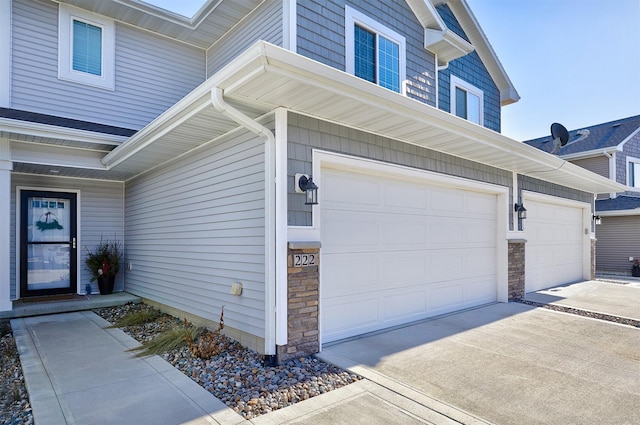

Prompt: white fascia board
[11,140,108,169]
[0,117,127,145]
[560,147,623,161]
[406,0,446,30]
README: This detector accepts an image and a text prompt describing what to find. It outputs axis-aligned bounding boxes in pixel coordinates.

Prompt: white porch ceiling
[103,42,624,195]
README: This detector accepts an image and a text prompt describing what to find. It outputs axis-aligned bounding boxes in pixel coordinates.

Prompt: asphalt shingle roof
[524,115,640,156]
[0,107,137,137]
[596,195,640,212]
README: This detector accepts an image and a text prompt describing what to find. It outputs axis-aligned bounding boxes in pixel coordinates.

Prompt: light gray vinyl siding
[618,133,640,197]
[10,174,124,299]
[296,0,437,106]
[11,0,205,130]
[518,175,593,206]
[287,112,512,226]
[595,215,640,274]
[206,0,283,78]
[124,129,267,338]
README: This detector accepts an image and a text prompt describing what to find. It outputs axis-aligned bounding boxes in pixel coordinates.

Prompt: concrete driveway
[318,282,640,425]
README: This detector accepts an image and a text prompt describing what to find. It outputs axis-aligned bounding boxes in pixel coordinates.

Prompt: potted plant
[633,258,640,278]
[85,237,122,295]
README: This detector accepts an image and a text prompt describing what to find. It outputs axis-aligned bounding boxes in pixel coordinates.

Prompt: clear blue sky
[146,0,640,141]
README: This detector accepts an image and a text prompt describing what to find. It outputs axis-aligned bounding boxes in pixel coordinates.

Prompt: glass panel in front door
[23,194,76,295]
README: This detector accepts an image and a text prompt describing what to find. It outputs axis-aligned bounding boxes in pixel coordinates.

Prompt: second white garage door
[321,166,499,343]
[524,196,586,293]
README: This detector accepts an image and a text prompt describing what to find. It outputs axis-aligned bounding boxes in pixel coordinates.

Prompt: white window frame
[626,156,640,190]
[345,5,406,94]
[58,4,115,90]
[450,75,483,125]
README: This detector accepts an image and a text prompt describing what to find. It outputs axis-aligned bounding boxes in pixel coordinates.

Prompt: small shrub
[106,310,160,328]
[128,320,204,358]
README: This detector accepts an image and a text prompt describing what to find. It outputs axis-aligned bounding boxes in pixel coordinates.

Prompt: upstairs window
[628,158,640,188]
[72,20,102,76]
[346,6,406,93]
[451,76,483,125]
[59,5,115,90]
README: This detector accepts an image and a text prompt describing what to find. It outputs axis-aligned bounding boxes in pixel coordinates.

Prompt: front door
[20,191,78,297]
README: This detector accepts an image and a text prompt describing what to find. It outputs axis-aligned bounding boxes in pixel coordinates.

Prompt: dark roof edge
[0,108,138,137]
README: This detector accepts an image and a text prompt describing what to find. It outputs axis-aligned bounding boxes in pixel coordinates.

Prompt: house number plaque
[293,253,316,267]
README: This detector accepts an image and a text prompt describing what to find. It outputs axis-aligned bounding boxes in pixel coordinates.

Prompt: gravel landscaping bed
[94,303,361,419]
[0,321,32,425]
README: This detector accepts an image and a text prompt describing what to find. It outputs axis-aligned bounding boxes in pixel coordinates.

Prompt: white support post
[0,139,13,311]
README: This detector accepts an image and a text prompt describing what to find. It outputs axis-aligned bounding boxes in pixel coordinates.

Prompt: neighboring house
[525,115,640,276]
[0,0,622,362]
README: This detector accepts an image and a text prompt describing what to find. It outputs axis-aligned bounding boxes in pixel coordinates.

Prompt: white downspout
[211,87,279,358]
[603,150,617,199]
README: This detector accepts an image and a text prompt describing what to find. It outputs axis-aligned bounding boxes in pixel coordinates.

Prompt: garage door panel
[321,166,499,343]
[382,183,429,211]
[525,198,585,292]
[323,297,379,339]
[384,290,428,321]
[382,218,428,246]
[431,188,465,213]
[466,221,496,244]
[382,253,428,282]
[323,254,380,295]
[431,220,464,245]
[428,283,464,312]
[322,211,379,249]
[324,170,380,208]
[465,193,496,217]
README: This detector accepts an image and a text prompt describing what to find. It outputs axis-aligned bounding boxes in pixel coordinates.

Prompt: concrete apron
[318,301,640,425]
[523,279,640,321]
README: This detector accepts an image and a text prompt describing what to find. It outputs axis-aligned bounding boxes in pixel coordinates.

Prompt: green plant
[127,320,204,357]
[84,237,121,282]
[105,310,160,329]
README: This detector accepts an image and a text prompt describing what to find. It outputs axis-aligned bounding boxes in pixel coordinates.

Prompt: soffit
[57,0,264,49]
[104,42,623,194]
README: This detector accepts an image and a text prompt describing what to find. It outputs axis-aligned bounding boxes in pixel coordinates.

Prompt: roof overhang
[101,42,622,195]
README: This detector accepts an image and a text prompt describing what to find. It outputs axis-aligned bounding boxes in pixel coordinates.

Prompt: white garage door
[321,167,498,343]
[525,198,585,292]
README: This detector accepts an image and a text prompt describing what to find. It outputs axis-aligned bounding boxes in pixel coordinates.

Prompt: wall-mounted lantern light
[295,174,318,205]
[514,203,527,220]
[593,215,602,225]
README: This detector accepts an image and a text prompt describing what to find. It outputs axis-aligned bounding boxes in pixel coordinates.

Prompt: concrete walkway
[13,311,481,425]
[12,311,242,425]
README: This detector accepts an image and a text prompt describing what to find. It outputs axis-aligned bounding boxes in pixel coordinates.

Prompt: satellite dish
[550,123,569,153]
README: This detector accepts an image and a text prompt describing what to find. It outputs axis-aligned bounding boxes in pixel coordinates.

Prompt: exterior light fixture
[295,174,318,205]
[514,203,527,220]
[593,215,602,225]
